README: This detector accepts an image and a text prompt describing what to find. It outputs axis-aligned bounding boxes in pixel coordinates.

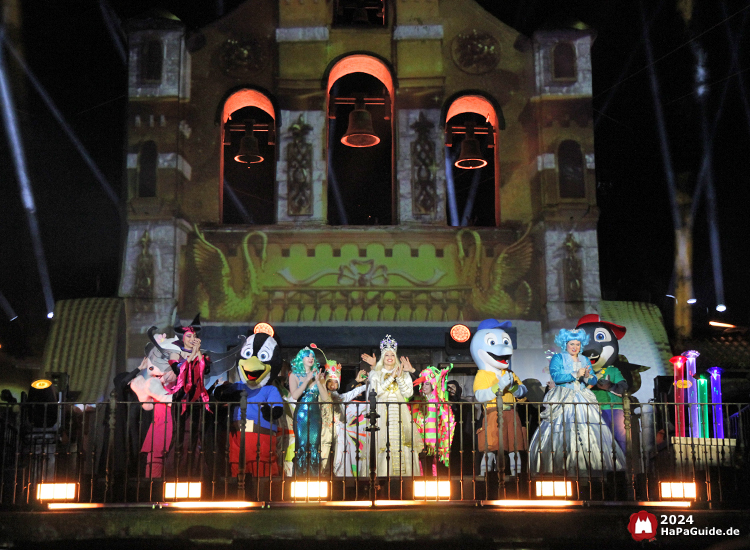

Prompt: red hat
[575,314,626,340]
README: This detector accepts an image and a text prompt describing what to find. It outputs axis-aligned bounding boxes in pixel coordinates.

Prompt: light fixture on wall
[445,120,494,169]
[225,119,275,164]
[330,93,389,148]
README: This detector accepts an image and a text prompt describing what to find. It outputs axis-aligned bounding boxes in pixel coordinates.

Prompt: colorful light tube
[707,366,724,439]
[697,376,709,438]
[682,351,701,437]
[670,356,687,437]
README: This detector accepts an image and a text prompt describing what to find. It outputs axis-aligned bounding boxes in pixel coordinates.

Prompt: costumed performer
[411,364,456,476]
[576,314,629,454]
[312,345,369,476]
[289,346,329,476]
[529,328,626,477]
[471,319,528,474]
[364,335,424,476]
[213,331,284,476]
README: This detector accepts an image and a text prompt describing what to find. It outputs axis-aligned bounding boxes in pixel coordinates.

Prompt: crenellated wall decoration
[286,115,314,216]
[410,112,437,215]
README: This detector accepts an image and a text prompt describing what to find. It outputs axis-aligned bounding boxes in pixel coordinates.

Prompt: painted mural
[182,224,537,323]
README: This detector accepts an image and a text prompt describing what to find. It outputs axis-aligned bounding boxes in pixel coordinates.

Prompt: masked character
[471,319,528,472]
[214,332,284,476]
[576,314,629,453]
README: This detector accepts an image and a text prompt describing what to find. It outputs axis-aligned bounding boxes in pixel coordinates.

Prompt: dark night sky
[1,0,749,357]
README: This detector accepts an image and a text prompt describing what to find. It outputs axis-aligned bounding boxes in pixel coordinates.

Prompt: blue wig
[554,328,590,350]
[291,347,318,375]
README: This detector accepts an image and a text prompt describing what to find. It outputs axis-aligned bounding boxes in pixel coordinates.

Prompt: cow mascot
[472,319,528,475]
[575,314,628,453]
[214,330,284,476]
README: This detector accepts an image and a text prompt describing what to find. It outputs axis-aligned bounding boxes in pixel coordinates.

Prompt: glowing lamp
[535,481,573,498]
[709,321,735,328]
[413,480,451,499]
[253,322,274,338]
[670,356,687,437]
[660,482,697,500]
[164,482,202,500]
[682,350,701,438]
[687,298,697,304]
[707,367,724,439]
[290,481,329,499]
[449,324,471,343]
[47,312,54,319]
[37,483,77,501]
[716,304,727,312]
[31,379,52,390]
[697,376,709,438]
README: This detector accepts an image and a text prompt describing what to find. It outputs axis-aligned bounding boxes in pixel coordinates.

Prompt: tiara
[380,334,397,352]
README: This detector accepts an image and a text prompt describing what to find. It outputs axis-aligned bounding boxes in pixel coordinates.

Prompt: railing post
[105,390,116,502]
[623,391,635,500]
[238,390,247,497]
[495,390,505,494]
[366,389,379,506]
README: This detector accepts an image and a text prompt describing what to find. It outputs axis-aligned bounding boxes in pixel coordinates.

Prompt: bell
[234,122,263,163]
[341,102,380,147]
[454,123,487,169]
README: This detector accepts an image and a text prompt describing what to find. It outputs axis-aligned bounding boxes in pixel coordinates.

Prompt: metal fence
[1,393,747,506]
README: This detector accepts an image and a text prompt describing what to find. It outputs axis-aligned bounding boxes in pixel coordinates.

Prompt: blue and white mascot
[472,319,528,472]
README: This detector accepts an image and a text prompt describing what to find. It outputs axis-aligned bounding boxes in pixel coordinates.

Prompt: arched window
[444,95,501,226]
[137,140,157,198]
[220,89,277,224]
[139,39,163,84]
[326,55,394,225]
[558,140,585,199]
[553,42,576,80]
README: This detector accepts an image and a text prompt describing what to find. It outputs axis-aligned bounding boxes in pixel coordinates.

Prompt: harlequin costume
[411,365,456,472]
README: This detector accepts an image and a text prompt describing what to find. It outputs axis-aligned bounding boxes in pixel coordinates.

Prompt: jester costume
[411,365,456,470]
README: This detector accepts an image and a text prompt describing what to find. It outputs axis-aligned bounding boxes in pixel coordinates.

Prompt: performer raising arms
[289,347,329,476]
[363,335,424,476]
[529,328,625,477]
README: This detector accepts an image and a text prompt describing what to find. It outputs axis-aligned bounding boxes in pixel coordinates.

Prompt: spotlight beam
[223,179,254,223]
[0,28,56,317]
[444,146,460,226]
[1,34,123,217]
[460,164,483,226]
[327,114,349,225]
[98,0,127,65]
[0,290,18,322]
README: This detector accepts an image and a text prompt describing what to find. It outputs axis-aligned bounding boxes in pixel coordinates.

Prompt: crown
[324,361,342,384]
[380,334,397,352]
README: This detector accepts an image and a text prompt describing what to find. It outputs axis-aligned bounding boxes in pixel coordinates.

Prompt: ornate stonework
[410,112,437,215]
[451,29,500,74]
[286,115,313,216]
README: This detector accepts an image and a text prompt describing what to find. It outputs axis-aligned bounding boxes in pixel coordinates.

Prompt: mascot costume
[576,314,629,453]
[214,331,284,476]
[472,319,528,473]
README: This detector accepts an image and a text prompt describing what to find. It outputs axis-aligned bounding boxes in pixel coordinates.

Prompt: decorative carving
[286,115,313,216]
[277,259,445,287]
[134,230,154,312]
[410,112,437,215]
[219,37,269,77]
[451,29,500,74]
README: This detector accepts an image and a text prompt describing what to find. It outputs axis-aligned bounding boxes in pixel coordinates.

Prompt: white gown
[529,353,626,477]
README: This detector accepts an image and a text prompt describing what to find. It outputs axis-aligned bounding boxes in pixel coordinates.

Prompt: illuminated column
[707,366,724,439]
[681,350,700,437]
[670,355,687,437]
[697,376,709,438]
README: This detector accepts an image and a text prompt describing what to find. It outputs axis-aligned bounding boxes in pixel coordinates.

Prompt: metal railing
[1,392,747,506]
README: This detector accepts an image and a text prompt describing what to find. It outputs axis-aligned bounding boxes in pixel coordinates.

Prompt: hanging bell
[234,121,263,163]
[341,100,380,147]
[454,122,487,169]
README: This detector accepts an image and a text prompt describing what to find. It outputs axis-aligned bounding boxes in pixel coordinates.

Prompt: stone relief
[410,112,437,215]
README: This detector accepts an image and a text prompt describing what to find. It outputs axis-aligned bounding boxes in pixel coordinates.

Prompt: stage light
[709,321,735,328]
[37,483,76,501]
[687,298,697,304]
[164,482,202,500]
[449,324,471,343]
[716,304,727,312]
[253,322,274,338]
[47,312,54,319]
[31,379,52,390]
[535,481,573,497]
[290,481,328,499]
[660,482,696,500]
[413,480,451,499]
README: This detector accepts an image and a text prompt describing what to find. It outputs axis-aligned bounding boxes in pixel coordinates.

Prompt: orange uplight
[450,324,471,343]
[253,323,274,338]
[31,379,52,390]
[709,321,736,328]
